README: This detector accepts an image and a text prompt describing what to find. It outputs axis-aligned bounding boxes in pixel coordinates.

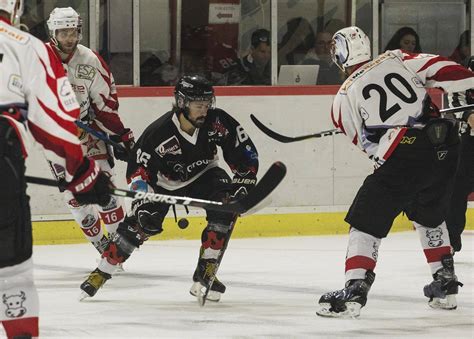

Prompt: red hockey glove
[66,157,113,206]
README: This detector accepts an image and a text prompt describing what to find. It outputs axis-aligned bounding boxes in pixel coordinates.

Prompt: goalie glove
[110,128,135,162]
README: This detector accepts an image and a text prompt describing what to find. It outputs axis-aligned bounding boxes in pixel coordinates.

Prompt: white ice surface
[3,231,473,338]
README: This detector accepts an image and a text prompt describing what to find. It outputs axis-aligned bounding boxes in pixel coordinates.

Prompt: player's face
[56,28,79,54]
[187,100,210,128]
[399,34,417,52]
[252,43,271,67]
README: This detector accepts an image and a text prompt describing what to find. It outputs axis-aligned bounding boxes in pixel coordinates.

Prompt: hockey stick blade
[250,114,341,143]
[24,162,286,214]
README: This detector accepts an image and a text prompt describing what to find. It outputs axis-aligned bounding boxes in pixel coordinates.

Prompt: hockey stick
[251,105,474,144]
[25,161,286,215]
[75,120,127,153]
[439,104,474,115]
[250,114,341,143]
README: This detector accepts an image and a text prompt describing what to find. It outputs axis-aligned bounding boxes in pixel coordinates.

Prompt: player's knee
[116,216,147,248]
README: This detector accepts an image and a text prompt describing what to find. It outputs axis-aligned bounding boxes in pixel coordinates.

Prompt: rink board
[32,208,474,245]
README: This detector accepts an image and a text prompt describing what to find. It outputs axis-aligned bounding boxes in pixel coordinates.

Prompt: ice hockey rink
[2,231,472,338]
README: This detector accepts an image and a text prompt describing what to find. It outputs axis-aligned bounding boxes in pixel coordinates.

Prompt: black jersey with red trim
[127,108,259,191]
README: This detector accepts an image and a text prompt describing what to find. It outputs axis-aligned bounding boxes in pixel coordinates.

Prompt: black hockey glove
[65,157,113,207]
[110,128,135,162]
[230,174,257,201]
[131,200,164,235]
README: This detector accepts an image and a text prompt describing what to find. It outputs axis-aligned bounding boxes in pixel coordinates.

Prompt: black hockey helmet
[174,75,215,117]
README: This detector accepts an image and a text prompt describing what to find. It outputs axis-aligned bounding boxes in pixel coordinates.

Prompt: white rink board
[26,94,372,217]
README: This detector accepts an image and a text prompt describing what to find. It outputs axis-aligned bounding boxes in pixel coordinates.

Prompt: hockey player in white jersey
[316,26,474,318]
[0,1,114,337]
[46,7,134,255]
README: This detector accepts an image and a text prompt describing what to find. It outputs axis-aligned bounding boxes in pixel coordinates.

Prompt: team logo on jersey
[57,76,78,112]
[208,117,229,140]
[76,64,96,81]
[7,74,23,96]
[155,136,182,157]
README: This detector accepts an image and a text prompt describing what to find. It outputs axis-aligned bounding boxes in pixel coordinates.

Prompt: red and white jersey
[0,18,83,181]
[46,43,126,159]
[331,49,474,165]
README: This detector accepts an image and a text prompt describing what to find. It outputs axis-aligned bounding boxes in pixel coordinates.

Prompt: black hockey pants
[0,119,32,268]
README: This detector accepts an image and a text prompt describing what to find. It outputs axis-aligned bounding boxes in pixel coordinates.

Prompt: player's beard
[190,116,206,128]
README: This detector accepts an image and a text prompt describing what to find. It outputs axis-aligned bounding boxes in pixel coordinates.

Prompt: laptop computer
[278,65,320,85]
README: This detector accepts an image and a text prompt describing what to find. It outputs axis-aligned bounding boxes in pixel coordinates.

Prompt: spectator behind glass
[384,26,422,53]
[279,17,315,65]
[302,31,343,84]
[241,28,271,85]
[450,30,470,67]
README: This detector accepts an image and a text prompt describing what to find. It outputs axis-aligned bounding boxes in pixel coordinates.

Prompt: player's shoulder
[140,111,175,142]
[75,44,101,64]
[0,21,31,46]
[208,107,232,120]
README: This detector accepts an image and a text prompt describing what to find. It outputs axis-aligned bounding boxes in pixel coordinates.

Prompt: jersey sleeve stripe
[29,121,83,175]
[36,99,79,136]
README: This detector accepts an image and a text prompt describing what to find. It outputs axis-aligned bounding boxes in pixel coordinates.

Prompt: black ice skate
[79,268,111,301]
[316,270,376,318]
[424,254,463,310]
[189,259,226,302]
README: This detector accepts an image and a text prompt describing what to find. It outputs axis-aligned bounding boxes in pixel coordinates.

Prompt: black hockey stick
[25,161,286,215]
[251,104,474,144]
[250,114,342,143]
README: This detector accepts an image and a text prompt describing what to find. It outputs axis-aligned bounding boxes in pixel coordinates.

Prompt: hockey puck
[178,218,189,229]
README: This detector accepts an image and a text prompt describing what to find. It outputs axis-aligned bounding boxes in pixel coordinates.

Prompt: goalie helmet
[0,0,24,25]
[331,26,371,72]
[174,75,215,117]
[47,7,82,48]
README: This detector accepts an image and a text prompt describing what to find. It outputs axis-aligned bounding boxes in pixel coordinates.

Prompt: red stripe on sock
[423,246,451,263]
[345,255,376,272]
[2,317,39,337]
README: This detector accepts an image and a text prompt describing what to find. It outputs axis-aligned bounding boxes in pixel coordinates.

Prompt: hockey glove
[110,128,135,162]
[131,200,164,235]
[66,157,113,207]
[230,174,257,201]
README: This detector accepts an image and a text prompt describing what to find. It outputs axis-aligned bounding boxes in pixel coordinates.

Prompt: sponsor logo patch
[155,136,182,157]
[76,64,96,80]
[57,76,78,112]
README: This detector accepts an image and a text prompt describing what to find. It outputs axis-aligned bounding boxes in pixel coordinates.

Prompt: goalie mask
[47,7,82,54]
[331,26,371,72]
[0,0,24,26]
[174,75,215,120]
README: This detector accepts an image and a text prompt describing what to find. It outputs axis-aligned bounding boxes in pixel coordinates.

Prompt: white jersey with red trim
[0,18,83,181]
[331,49,474,166]
[46,43,126,159]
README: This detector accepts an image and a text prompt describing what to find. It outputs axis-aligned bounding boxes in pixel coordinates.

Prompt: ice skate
[189,259,226,302]
[424,255,463,310]
[317,270,375,318]
[79,268,111,300]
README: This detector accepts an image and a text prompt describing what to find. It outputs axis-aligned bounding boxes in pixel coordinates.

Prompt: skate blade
[316,302,362,318]
[78,291,92,302]
[189,282,221,303]
[428,295,457,310]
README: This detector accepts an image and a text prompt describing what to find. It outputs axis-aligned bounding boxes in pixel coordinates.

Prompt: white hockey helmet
[0,0,24,25]
[47,7,82,44]
[331,26,371,72]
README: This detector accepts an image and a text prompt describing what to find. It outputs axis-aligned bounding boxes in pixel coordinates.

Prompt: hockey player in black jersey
[80,75,259,302]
